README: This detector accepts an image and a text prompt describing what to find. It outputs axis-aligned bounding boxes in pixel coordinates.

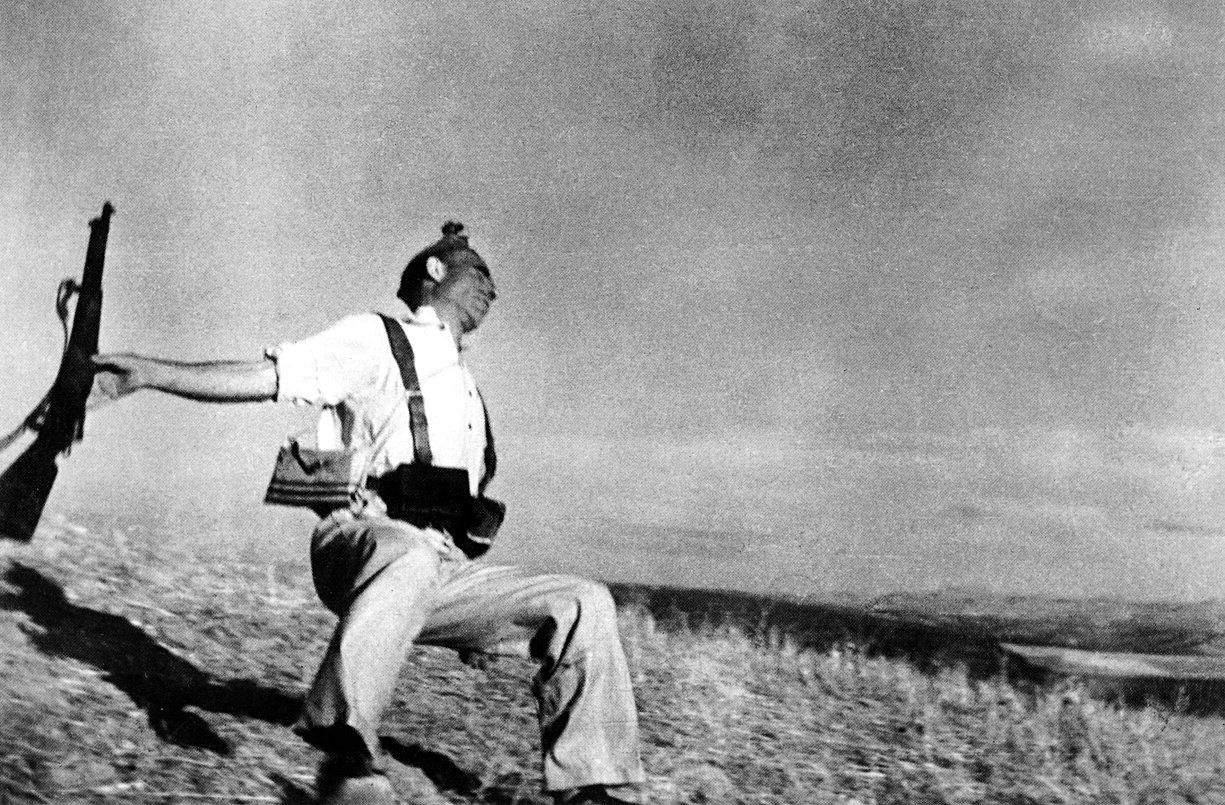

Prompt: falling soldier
[90,222,646,805]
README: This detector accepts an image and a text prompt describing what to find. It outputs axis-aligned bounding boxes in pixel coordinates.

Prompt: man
[91,222,646,805]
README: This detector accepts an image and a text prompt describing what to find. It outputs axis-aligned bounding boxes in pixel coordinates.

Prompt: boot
[316,753,397,805]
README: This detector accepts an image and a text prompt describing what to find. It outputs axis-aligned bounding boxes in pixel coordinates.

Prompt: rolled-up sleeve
[265,314,380,406]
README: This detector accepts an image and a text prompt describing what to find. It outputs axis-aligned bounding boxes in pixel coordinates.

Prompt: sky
[3,0,1225,600]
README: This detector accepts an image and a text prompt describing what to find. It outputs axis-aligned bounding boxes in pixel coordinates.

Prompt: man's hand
[88,353,145,409]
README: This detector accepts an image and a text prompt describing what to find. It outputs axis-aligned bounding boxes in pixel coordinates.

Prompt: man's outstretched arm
[91,353,277,404]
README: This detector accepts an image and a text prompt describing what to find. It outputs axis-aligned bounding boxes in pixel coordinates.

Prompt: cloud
[1148,519,1222,537]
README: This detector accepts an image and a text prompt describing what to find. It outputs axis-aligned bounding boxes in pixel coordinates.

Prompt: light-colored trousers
[293,509,646,794]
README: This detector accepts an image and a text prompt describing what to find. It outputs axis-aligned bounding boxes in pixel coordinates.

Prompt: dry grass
[2,518,1225,804]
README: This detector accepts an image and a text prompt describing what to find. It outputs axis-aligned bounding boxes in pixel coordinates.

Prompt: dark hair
[397,221,491,310]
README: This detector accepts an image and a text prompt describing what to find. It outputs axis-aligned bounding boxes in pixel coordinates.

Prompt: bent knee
[565,579,619,636]
[576,579,615,614]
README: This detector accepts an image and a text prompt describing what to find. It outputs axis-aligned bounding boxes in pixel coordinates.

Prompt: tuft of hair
[398,220,485,309]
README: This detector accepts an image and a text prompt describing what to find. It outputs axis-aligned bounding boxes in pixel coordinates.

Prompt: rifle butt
[0,438,60,543]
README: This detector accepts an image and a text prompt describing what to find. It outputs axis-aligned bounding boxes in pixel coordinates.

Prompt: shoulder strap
[377,314,433,466]
[477,390,496,495]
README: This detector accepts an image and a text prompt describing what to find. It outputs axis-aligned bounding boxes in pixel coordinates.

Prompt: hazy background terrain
[4,0,1225,600]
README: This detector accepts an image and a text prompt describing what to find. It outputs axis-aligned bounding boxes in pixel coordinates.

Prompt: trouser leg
[295,514,449,764]
[417,565,646,793]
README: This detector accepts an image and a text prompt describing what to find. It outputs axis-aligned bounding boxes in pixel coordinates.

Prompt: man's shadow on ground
[0,562,302,754]
[0,562,527,803]
[377,737,540,804]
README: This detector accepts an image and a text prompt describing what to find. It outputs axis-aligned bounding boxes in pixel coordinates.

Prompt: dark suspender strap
[377,314,433,466]
[477,390,496,495]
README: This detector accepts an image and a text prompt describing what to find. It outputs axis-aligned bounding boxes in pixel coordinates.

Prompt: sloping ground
[4,518,1225,804]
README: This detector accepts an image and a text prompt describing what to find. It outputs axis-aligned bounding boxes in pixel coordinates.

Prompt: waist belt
[375,314,504,558]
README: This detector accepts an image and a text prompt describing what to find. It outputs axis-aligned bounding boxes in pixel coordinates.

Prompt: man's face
[430,257,497,333]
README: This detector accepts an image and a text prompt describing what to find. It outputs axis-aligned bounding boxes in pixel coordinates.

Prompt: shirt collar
[408,305,445,328]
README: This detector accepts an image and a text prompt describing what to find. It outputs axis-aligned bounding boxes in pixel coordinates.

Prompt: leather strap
[378,314,433,466]
[477,390,496,495]
[377,313,499,493]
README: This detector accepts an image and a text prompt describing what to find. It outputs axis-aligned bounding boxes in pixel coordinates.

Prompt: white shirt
[267,307,488,494]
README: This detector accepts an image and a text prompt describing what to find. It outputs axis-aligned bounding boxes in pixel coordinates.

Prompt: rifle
[0,203,114,541]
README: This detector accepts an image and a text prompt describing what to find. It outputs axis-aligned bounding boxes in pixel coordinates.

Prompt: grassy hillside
[3,518,1225,804]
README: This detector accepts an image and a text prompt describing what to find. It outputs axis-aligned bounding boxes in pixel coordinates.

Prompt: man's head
[398,221,497,333]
